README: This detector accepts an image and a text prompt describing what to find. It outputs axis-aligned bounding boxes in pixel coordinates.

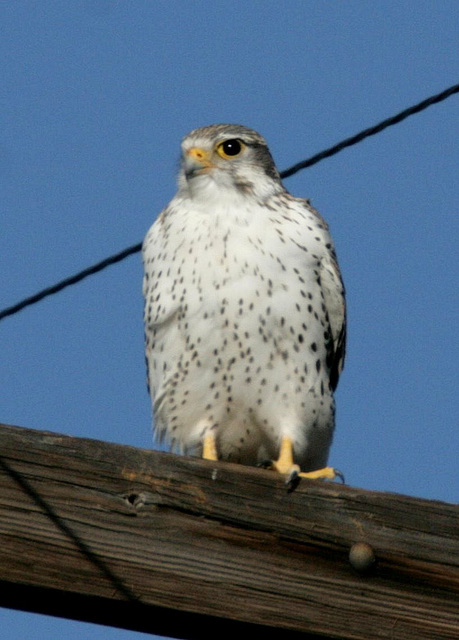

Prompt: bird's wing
[320,248,346,391]
[293,196,346,391]
[142,207,185,401]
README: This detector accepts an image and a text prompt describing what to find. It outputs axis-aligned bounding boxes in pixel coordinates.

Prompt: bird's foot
[288,465,345,486]
[261,436,344,491]
[262,461,344,491]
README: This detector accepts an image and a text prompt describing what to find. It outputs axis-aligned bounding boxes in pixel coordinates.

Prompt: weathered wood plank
[0,422,458,639]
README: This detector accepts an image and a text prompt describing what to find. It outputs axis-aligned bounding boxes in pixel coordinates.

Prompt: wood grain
[0,422,458,639]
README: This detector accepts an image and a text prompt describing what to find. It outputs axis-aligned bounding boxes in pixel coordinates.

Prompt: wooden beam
[0,422,458,639]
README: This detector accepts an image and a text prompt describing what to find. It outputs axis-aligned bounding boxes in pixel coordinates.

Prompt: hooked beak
[184,147,215,177]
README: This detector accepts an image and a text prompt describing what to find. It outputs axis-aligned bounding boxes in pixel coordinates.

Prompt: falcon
[143,124,346,482]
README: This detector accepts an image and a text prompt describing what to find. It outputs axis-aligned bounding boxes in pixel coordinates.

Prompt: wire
[0,243,142,321]
[1,82,458,323]
[280,82,459,178]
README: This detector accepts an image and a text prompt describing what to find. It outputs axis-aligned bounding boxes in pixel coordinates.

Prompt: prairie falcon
[143,124,346,481]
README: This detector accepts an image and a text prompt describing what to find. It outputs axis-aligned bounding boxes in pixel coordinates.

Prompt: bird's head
[177,124,285,201]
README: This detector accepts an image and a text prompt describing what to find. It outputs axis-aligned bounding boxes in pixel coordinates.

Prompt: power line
[280,82,459,178]
[0,243,142,321]
[1,82,458,323]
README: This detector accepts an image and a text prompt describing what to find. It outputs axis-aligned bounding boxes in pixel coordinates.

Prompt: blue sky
[1,2,458,638]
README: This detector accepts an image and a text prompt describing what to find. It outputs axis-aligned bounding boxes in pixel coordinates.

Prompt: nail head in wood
[349,542,376,573]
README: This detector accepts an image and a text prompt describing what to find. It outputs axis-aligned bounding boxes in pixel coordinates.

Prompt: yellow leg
[271,436,342,482]
[202,432,218,461]
[272,435,301,475]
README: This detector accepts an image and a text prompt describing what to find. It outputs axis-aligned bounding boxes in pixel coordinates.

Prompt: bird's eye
[217,139,244,159]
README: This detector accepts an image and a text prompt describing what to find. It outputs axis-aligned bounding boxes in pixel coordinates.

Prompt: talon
[258,459,275,469]
[286,468,300,492]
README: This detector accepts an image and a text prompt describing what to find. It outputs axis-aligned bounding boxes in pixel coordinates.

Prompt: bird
[142,124,346,483]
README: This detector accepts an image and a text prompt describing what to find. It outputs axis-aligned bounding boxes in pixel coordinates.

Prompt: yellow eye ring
[216,138,244,159]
